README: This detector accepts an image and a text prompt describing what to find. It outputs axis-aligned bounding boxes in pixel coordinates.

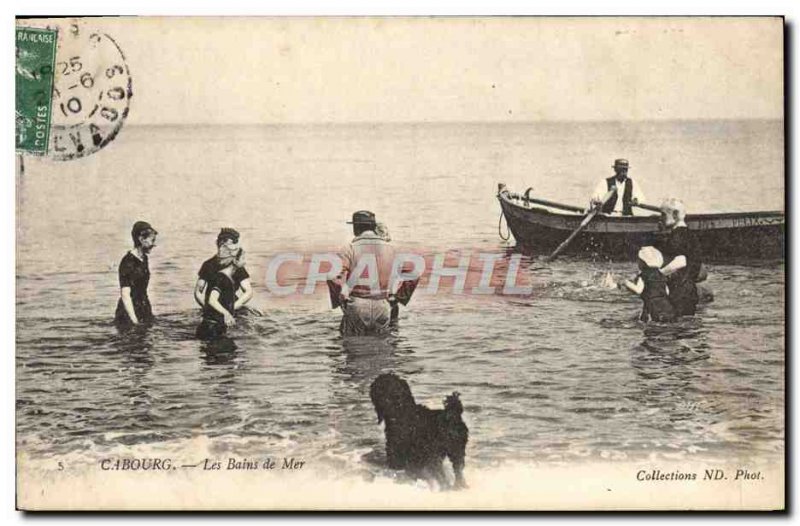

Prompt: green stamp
[16,27,58,155]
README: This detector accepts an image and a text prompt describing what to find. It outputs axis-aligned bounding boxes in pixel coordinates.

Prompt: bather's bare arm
[620,277,644,296]
[120,287,139,325]
[660,255,687,277]
[194,279,207,308]
[208,289,236,327]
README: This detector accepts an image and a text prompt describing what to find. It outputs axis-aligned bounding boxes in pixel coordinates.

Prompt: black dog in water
[369,373,468,489]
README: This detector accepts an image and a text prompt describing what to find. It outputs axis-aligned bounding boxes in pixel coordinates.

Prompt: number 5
[69,57,82,73]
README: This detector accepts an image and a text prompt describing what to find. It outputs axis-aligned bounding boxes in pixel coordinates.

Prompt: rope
[498,210,510,241]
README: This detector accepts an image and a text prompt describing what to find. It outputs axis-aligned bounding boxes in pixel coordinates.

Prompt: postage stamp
[15,27,58,155]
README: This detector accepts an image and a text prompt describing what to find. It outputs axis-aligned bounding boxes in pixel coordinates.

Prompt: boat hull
[498,192,784,261]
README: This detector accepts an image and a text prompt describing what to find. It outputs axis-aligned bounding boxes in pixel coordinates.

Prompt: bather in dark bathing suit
[198,256,250,295]
[196,271,236,340]
[638,267,677,323]
[114,251,153,327]
[657,226,702,316]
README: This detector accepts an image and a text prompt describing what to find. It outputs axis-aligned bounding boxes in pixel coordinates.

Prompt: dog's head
[370,373,416,424]
[444,391,463,418]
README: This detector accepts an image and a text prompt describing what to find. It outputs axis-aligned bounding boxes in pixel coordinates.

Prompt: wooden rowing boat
[497,184,785,261]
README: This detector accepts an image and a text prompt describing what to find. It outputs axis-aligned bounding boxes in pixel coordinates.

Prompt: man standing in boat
[591,158,646,216]
[333,210,402,336]
[656,198,704,316]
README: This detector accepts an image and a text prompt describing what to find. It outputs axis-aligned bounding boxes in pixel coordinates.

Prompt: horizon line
[123,117,783,127]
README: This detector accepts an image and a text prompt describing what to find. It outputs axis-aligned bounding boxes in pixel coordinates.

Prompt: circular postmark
[49,24,132,161]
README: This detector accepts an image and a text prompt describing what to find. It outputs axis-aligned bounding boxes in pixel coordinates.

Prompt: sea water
[16,120,784,495]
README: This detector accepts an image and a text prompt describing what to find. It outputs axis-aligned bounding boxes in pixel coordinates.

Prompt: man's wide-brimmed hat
[613,158,630,169]
[346,210,377,226]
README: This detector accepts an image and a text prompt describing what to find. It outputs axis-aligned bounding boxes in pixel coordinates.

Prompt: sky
[21,16,784,125]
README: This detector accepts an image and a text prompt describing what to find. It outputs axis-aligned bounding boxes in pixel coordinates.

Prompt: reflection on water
[200,337,239,365]
[630,321,711,438]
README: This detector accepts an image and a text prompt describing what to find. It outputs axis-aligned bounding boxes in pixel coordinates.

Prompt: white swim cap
[660,198,686,220]
[638,246,664,268]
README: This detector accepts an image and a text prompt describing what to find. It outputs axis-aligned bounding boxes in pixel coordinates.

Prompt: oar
[518,195,586,214]
[633,202,662,213]
[545,188,617,262]
[498,184,586,213]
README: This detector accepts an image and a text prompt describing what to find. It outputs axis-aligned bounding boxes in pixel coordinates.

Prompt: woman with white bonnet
[656,198,703,315]
[620,246,677,322]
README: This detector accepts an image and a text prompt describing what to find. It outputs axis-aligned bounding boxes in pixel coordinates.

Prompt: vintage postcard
[15,16,784,510]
